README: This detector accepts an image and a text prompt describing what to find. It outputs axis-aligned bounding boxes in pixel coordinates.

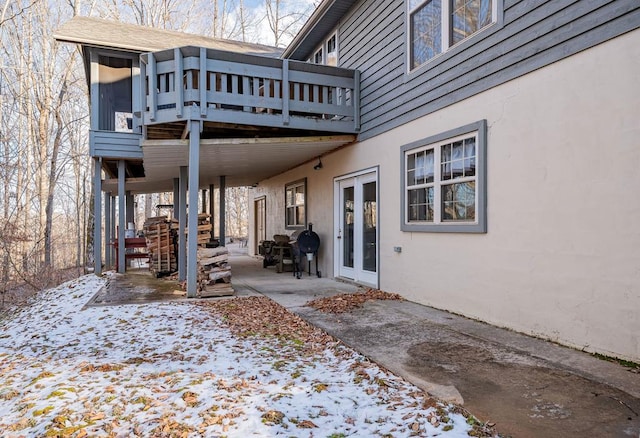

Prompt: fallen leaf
[297,419,318,428]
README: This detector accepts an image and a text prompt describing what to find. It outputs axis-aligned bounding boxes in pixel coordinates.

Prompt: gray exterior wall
[336,0,640,140]
[90,131,142,159]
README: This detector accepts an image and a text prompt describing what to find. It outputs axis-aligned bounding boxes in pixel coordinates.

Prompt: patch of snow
[0,275,472,437]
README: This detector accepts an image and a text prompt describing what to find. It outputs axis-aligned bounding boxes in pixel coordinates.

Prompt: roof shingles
[54,16,282,57]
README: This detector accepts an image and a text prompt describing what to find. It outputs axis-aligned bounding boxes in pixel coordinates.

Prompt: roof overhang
[54,16,282,57]
[101,135,355,194]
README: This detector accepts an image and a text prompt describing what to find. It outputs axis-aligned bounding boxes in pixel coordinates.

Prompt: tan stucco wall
[250,29,640,361]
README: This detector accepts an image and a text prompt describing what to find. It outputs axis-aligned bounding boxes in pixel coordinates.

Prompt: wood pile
[143,216,178,275]
[197,246,234,297]
[186,213,213,247]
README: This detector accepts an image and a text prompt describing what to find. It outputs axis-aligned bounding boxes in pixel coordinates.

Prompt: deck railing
[140,46,360,134]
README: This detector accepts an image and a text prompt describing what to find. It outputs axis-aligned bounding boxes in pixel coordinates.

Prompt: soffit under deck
[101,135,355,194]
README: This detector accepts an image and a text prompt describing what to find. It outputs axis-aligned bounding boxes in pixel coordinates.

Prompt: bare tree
[226,187,248,238]
[263,0,313,47]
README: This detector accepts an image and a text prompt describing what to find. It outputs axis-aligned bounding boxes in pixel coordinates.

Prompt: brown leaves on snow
[305,288,403,314]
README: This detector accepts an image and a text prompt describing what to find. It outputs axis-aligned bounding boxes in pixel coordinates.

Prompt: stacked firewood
[143,216,178,275]
[197,246,234,297]
[186,213,213,247]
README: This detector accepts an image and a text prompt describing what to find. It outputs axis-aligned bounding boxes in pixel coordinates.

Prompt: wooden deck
[141,46,360,136]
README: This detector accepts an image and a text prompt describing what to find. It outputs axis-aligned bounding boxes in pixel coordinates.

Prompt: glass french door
[335,170,378,286]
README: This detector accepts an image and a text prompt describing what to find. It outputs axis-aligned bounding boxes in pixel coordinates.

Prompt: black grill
[292,223,321,278]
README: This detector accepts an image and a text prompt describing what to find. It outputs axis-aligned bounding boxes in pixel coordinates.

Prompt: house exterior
[56,1,640,363]
[248,0,640,363]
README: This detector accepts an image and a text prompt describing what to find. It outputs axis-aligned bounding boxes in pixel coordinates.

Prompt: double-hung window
[401,120,486,233]
[409,0,496,69]
[285,179,306,229]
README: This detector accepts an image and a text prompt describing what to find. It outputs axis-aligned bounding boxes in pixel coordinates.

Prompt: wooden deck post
[186,120,201,298]
[219,175,226,247]
[174,48,184,118]
[199,47,207,118]
[117,160,126,274]
[282,59,290,126]
[148,53,157,122]
[209,183,215,242]
[178,167,187,281]
[93,157,102,275]
[173,178,179,220]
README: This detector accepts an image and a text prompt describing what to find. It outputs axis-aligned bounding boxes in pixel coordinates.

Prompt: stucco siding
[251,29,640,361]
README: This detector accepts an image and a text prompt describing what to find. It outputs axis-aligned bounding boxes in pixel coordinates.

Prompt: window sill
[401,222,486,233]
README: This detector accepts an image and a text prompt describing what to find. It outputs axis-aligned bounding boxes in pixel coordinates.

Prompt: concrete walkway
[231,255,640,438]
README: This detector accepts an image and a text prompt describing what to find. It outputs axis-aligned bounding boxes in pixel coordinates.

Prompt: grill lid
[297,228,320,253]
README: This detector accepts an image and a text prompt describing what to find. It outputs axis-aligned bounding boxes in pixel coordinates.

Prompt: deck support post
[209,184,215,243]
[178,167,187,281]
[219,175,226,247]
[186,120,201,298]
[117,160,126,274]
[173,178,179,220]
[93,157,102,276]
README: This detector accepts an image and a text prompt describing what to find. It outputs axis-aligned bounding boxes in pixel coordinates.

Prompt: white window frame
[285,178,306,230]
[408,0,498,71]
[309,31,339,66]
[400,120,487,233]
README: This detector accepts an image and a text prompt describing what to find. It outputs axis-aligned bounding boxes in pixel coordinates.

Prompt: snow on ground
[0,275,474,437]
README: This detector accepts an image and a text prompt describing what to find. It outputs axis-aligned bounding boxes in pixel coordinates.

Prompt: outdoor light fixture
[313,158,323,170]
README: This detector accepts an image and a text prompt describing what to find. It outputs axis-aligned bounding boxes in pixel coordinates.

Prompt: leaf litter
[0,274,491,437]
[306,288,404,313]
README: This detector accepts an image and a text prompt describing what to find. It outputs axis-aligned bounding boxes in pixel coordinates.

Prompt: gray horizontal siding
[90,130,143,159]
[337,0,640,140]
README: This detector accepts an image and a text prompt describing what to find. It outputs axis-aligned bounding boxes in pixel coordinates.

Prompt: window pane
[452,141,464,178]
[411,0,442,69]
[442,143,451,162]
[407,187,434,222]
[415,151,425,183]
[286,207,295,226]
[464,158,476,176]
[327,35,336,53]
[451,0,493,45]
[409,205,419,221]
[286,188,294,207]
[409,188,418,204]
[343,187,354,268]
[408,169,416,186]
[362,182,377,273]
[98,56,133,131]
[408,153,416,171]
[464,137,476,157]
[425,149,434,182]
[286,181,305,227]
[464,137,476,176]
[442,181,476,221]
[295,186,305,206]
